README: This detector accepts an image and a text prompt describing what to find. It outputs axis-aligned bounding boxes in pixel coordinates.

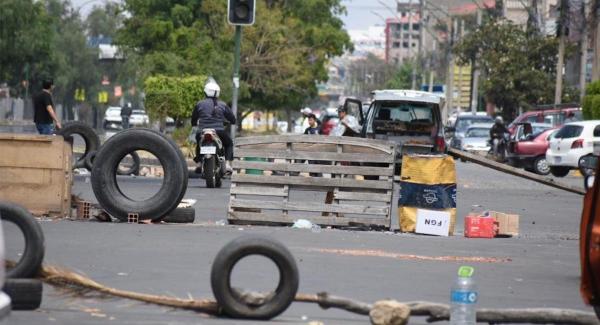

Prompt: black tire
[57,121,100,170]
[210,236,299,320]
[0,202,45,278]
[91,128,188,222]
[3,279,42,310]
[85,150,97,171]
[163,207,195,223]
[116,151,141,176]
[204,156,216,188]
[532,156,550,175]
[216,175,222,188]
[550,166,570,177]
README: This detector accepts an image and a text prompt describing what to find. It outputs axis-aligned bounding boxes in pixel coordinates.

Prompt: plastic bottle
[450,266,478,325]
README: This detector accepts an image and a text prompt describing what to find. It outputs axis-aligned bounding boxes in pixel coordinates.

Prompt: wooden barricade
[228,135,396,229]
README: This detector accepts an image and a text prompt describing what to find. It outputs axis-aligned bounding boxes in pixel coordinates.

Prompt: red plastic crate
[464,215,497,238]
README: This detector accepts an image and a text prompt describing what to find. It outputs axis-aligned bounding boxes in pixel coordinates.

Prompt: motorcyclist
[191,79,236,172]
[489,116,510,155]
[489,116,509,140]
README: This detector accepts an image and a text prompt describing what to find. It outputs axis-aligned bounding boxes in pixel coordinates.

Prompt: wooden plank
[228,211,390,228]
[230,186,288,196]
[232,174,393,190]
[235,135,395,153]
[0,133,54,142]
[448,148,585,195]
[232,160,394,176]
[334,190,392,202]
[0,136,66,170]
[235,149,394,163]
[230,198,389,216]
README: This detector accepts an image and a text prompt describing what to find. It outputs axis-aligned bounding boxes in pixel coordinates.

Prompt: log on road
[448,148,585,196]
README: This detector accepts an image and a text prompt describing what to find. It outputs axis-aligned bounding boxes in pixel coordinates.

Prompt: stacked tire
[0,202,45,310]
[57,122,100,171]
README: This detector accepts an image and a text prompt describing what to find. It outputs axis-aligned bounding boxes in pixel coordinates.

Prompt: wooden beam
[232,174,393,190]
[448,148,585,195]
[230,199,389,215]
[234,149,395,163]
[228,211,389,227]
[232,160,394,176]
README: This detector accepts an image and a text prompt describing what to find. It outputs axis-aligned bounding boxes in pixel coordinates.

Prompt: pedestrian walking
[121,102,133,129]
[333,105,361,137]
[33,79,61,134]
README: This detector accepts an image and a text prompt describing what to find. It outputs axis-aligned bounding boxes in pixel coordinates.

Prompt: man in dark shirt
[121,103,133,129]
[33,80,61,134]
[304,114,320,134]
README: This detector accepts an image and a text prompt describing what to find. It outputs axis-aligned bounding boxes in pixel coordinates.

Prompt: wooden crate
[0,133,72,218]
[228,135,396,229]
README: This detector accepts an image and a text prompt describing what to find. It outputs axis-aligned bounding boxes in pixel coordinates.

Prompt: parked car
[344,89,445,173]
[508,106,581,135]
[103,106,123,130]
[507,123,556,175]
[448,113,494,150]
[458,123,493,155]
[129,109,150,127]
[319,108,339,135]
[546,121,600,177]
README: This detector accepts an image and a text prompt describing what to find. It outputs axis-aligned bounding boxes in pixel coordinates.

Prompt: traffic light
[228,0,255,26]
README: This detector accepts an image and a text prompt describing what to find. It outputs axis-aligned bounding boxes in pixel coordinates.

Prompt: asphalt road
[5,159,592,324]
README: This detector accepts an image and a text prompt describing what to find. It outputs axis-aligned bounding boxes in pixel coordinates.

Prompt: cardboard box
[464,215,496,238]
[489,211,519,237]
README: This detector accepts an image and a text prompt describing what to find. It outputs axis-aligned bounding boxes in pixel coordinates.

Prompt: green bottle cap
[458,266,474,277]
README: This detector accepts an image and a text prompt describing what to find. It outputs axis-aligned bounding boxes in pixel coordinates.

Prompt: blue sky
[340,0,398,30]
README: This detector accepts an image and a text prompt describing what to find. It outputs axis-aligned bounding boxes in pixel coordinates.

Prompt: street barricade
[228,135,396,229]
[398,154,457,235]
[0,133,72,218]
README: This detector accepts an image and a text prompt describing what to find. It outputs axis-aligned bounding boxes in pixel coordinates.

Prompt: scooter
[197,128,226,188]
[488,133,509,162]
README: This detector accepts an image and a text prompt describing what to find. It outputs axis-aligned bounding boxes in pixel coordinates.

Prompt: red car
[507,122,557,175]
[508,106,581,135]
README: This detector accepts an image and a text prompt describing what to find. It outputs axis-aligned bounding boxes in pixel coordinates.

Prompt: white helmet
[204,79,220,98]
[495,116,503,124]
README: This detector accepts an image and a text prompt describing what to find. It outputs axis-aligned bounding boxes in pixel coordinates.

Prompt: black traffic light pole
[228,0,255,139]
[232,25,241,140]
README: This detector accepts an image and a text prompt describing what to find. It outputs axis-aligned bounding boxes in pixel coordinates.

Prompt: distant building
[385,14,421,65]
[347,25,386,60]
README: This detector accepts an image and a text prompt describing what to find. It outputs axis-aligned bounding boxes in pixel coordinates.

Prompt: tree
[117,0,352,123]
[454,18,575,119]
[144,75,207,123]
[583,80,600,120]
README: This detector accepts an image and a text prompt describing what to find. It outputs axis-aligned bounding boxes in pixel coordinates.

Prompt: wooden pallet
[228,135,396,229]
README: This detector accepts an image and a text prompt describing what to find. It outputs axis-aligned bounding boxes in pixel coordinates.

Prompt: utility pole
[555,0,568,106]
[456,20,464,111]
[408,0,417,90]
[470,9,482,113]
[419,0,426,91]
[445,18,457,124]
[581,0,590,100]
[592,0,600,81]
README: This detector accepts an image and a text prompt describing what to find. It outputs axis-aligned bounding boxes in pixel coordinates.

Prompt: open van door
[343,98,364,125]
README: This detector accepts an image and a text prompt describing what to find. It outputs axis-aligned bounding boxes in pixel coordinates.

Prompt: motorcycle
[197,128,226,188]
[488,133,509,162]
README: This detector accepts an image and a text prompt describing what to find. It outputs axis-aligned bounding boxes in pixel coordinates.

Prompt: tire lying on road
[116,151,141,176]
[57,121,100,170]
[162,207,195,223]
[0,202,45,279]
[3,279,43,310]
[210,236,299,320]
[91,128,188,222]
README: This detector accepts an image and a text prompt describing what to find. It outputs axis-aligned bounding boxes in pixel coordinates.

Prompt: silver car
[459,123,494,155]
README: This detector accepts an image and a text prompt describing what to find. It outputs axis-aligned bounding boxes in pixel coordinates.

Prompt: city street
[7,161,590,324]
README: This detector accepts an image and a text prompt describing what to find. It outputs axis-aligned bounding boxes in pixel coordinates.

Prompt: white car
[460,123,493,155]
[129,110,150,127]
[546,121,600,177]
[103,106,123,130]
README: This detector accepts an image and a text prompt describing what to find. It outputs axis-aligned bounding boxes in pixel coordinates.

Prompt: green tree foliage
[583,81,600,120]
[386,63,414,90]
[453,19,574,119]
[117,0,352,118]
[144,75,207,121]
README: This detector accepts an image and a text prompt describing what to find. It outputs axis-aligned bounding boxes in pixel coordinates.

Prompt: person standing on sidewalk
[33,80,61,134]
[121,102,133,129]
